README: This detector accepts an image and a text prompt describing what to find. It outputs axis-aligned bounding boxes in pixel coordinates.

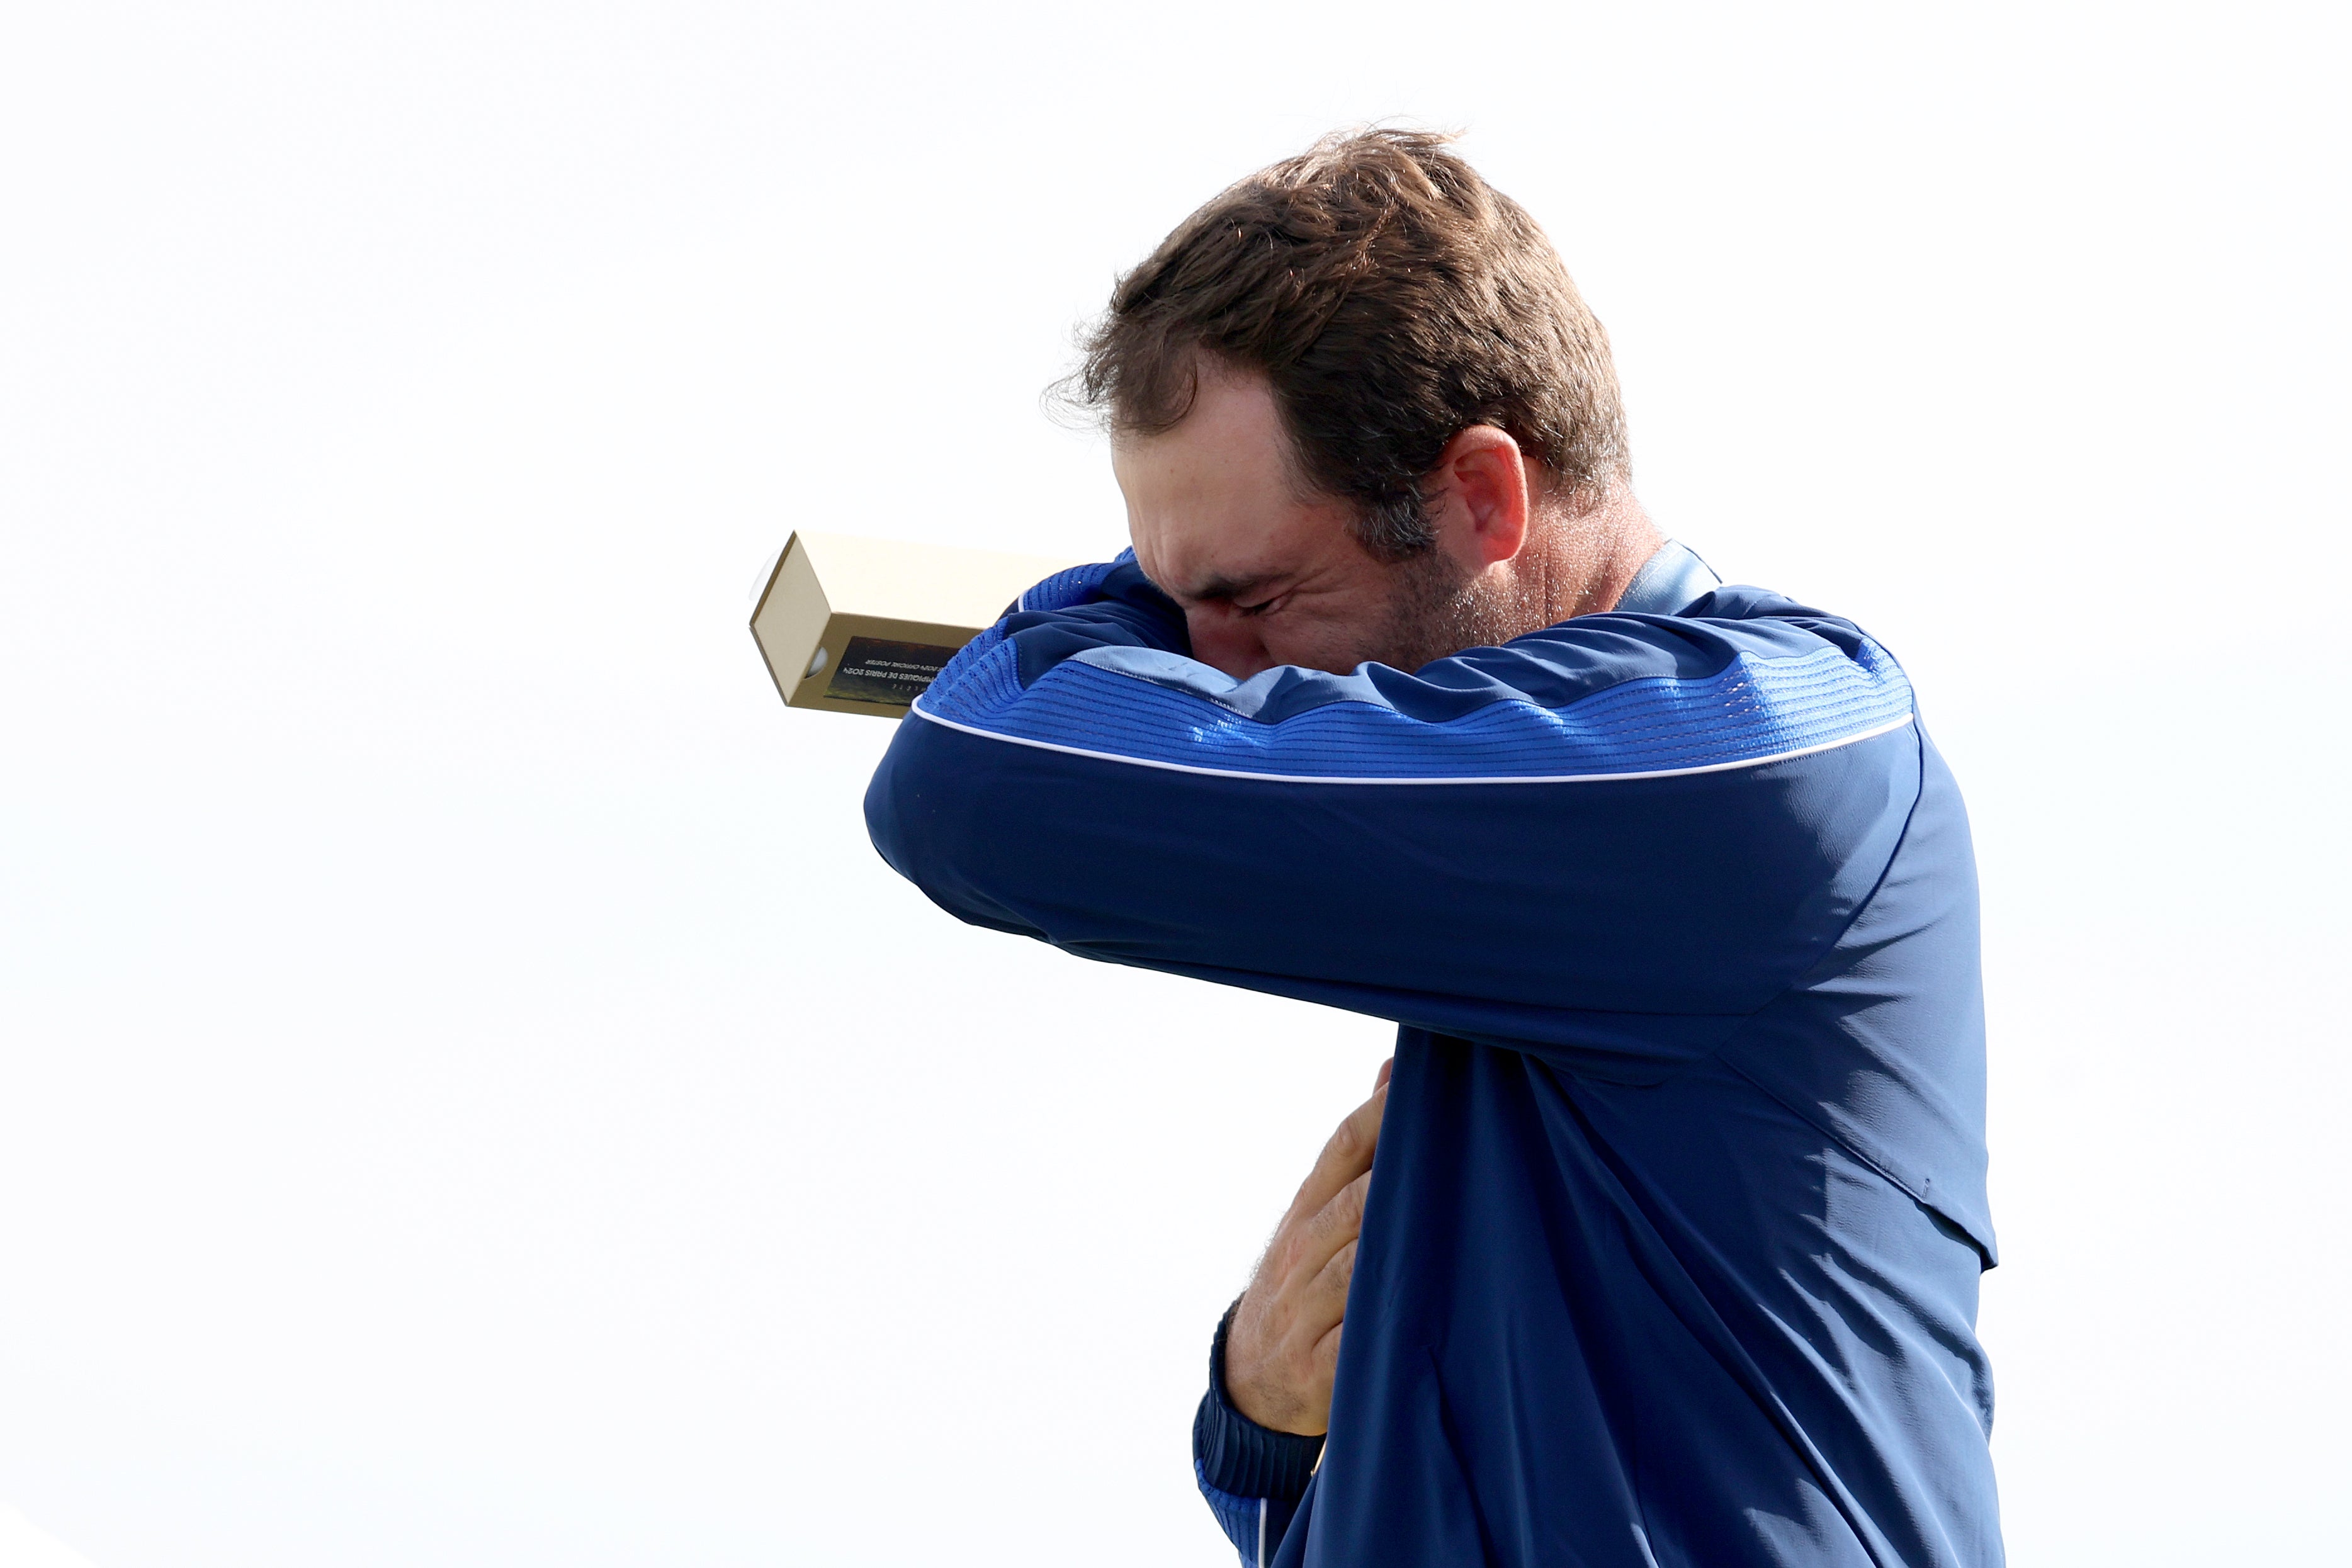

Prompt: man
[864,130,2001,1567]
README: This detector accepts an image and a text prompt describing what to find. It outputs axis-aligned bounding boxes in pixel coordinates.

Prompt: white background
[2,3,2344,1564]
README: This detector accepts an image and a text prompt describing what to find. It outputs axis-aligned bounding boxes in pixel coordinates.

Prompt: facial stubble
[1375,546,1529,674]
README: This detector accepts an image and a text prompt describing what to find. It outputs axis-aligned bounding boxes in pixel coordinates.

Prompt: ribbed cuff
[1192,1297,1326,1503]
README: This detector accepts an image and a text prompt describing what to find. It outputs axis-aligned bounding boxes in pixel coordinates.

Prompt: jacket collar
[1614,539,1721,616]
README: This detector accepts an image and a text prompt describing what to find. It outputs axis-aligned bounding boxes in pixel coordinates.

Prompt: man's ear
[1425,426,1532,573]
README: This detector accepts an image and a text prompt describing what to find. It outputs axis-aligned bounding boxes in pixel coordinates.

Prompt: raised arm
[865,558,1923,1078]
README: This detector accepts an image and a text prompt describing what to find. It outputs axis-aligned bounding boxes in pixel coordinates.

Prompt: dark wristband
[1193,1297,1326,1502]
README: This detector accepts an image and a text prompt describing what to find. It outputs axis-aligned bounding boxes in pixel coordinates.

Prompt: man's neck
[1512,482,1665,631]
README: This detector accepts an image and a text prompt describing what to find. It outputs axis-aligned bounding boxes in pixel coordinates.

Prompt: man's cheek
[1273,629,1361,679]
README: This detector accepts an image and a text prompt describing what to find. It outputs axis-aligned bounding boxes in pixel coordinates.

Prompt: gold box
[750,531,1089,718]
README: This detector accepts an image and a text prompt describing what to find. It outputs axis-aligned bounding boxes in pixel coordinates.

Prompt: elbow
[862,728,931,890]
[863,716,1043,941]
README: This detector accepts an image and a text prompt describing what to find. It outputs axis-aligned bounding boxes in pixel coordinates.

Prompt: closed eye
[1232,594,1288,618]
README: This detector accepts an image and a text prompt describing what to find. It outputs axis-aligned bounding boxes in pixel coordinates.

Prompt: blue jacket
[864,543,2001,1568]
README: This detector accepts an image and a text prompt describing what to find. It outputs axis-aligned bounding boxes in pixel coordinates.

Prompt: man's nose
[1185,611,1275,682]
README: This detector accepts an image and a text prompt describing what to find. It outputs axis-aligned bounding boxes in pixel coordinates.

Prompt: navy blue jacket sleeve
[1194,1300,1324,1567]
[864,553,1924,1081]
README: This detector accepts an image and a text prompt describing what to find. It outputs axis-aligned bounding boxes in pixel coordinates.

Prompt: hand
[1224,1058,1393,1435]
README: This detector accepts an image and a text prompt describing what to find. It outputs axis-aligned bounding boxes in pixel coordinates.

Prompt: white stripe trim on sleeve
[907,703,1916,787]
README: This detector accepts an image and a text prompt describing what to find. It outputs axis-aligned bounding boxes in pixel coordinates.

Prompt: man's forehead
[1112,369,1333,599]
[1131,507,1294,602]
[1112,371,1289,488]
[1121,473,1323,601]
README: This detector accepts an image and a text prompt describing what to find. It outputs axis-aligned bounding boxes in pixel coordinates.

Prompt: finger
[1298,1236,1358,1326]
[1286,1083,1389,1224]
[1310,1315,1345,1396]
[1264,1238,1355,1368]
[1286,1171,1372,1287]
[1282,1249,1357,1429]
[1374,1056,1393,1092]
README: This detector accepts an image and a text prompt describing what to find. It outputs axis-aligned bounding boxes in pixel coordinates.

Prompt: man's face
[1114,364,1489,681]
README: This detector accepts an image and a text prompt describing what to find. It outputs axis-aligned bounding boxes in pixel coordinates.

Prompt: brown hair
[1063,128,1629,560]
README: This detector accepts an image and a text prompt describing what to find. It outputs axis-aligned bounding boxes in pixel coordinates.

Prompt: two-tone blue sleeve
[1194,1300,1323,1567]
[864,560,1923,1077]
